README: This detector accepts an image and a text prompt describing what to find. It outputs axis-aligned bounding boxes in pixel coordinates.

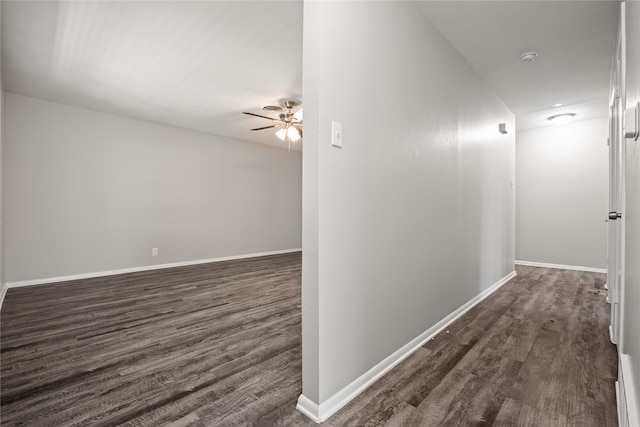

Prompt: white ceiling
[1,0,303,149]
[1,1,620,147]
[416,0,620,130]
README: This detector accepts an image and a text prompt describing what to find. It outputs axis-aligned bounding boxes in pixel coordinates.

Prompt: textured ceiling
[416,0,619,130]
[1,0,303,149]
[1,1,620,145]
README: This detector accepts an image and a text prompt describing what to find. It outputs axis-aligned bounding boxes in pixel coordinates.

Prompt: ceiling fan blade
[243,111,277,121]
[251,125,277,131]
[293,124,303,137]
[293,108,303,121]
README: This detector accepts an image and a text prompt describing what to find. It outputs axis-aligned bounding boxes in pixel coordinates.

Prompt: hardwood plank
[493,397,566,427]
[1,259,617,426]
[2,253,305,426]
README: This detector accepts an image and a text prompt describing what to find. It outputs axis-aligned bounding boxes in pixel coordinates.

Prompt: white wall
[4,93,302,283]
[302,0,515,413]
[516,118,609,269]
[0,1,5,299]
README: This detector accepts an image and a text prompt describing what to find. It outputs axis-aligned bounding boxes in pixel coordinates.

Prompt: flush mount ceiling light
[548,113,576,125]
[520,51,538,63]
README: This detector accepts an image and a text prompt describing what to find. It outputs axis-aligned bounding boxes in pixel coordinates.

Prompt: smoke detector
[520,51,538,63]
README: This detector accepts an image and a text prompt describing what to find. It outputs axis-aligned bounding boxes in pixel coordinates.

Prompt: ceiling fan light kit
[285,126,301,142]
[243,99,303,149]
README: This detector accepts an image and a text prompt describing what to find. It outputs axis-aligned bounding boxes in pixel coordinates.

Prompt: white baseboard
[5,248,302,289]
[297,270,518,423]
[617,381,626,427]
[515,260,607,274]
[296,395,322,423]
[0,284,7,311]
[610,325,617,345]
[619,354,640,427]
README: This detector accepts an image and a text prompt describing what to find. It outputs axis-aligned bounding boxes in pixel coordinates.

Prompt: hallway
[278,265,617,426]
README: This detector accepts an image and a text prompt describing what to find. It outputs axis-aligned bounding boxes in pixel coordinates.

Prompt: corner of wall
[299,0,517,421]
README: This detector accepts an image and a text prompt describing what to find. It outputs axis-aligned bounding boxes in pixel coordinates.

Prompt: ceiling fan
[243,99,303,147]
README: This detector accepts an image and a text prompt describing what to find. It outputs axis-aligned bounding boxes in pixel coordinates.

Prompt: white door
[608,21,625,346]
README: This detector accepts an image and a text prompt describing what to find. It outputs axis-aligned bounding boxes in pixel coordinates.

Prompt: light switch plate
[332,121,343,148]
[624,102,639,140]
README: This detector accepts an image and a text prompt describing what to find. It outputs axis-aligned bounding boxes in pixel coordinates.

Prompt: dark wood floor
[1,256,617,426]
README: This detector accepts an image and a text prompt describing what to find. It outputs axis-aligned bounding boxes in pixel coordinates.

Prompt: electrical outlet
[152,248,158,256]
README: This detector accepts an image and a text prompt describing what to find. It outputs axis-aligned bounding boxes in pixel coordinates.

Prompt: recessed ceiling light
[520,51,538,63]
[548,113,576,125]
